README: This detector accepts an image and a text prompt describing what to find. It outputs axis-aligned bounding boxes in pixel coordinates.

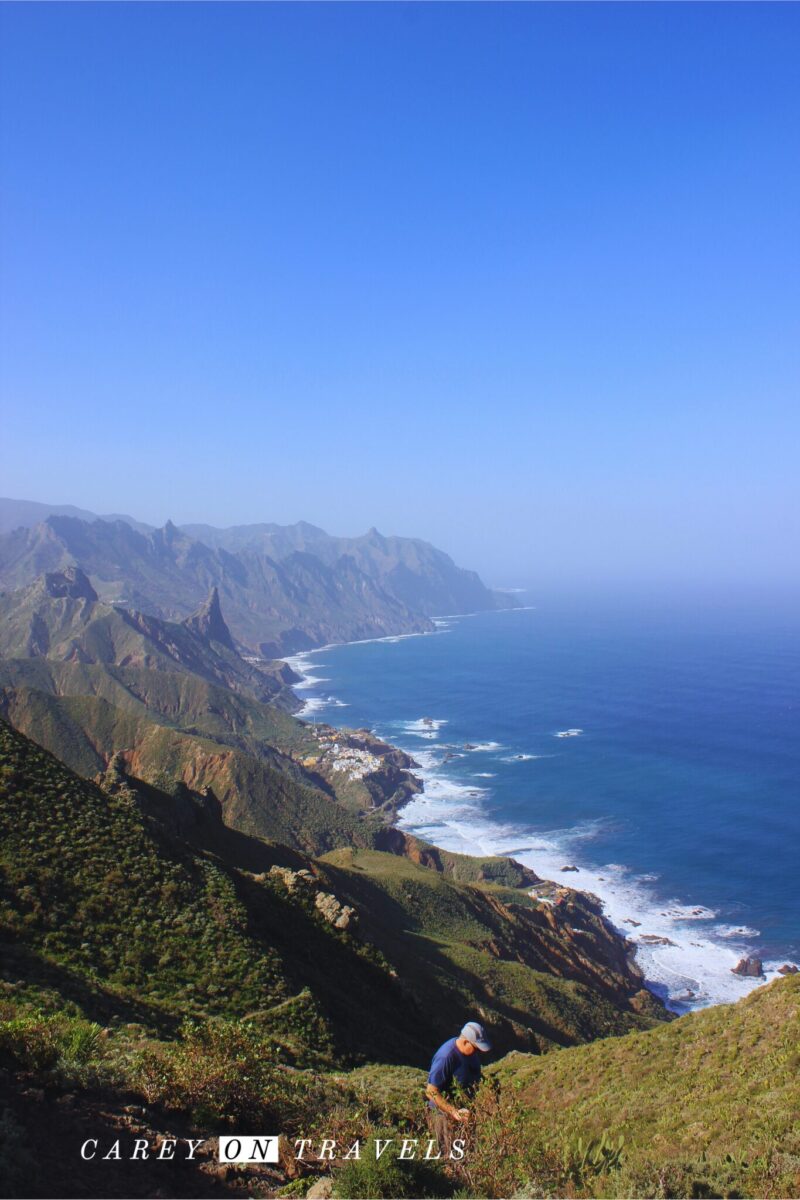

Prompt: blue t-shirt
[427,1037,482,1107]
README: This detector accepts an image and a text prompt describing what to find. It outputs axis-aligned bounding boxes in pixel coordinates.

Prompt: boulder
[560,864,579,872]
[315,891,357,930]
[306,1179,333,1199]
[777,963,799,975]
[731,956,764,978]
[268,866,315,893]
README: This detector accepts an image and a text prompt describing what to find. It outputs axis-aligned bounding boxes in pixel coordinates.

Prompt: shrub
[0,1014,62,1070]
[134,1018,319,1128]
[331,1130,453,1199]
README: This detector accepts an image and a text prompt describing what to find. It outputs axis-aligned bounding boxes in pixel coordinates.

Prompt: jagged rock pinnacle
[184,586,235,649]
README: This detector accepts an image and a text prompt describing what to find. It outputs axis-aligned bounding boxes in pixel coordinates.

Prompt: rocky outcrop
[267,865,317,892]
[374,828,541,887]
[268,865,357,931]
[183,586,236,650]
[43,566,98,602]
[732,956,765,978]
[778,963,799,975]
[314,891,357,930]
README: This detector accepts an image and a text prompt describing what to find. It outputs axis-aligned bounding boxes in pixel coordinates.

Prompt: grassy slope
[0,717,425,1062]
[490,975,800,1195]
[0,677,386,854]
[0,719,663,1062]
[320,848,665,1051]
[0,659,419,846]
[2,722,797,1198]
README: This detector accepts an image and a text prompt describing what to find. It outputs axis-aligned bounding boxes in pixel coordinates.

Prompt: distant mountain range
[0,498,514,654]
[0,566,292,706]
[1,497,796,1200]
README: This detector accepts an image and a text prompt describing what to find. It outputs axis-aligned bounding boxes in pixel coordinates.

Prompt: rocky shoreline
[285,643,799,1013]
[288,707,661,1016]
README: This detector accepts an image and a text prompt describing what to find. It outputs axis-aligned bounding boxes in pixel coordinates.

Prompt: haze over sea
[289,593,799,1012]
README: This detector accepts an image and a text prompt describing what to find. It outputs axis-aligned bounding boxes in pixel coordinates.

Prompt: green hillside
[0,719,659,1058]
[0,567,292,705]
[1,724,797,1199]
[480,974,800,1198]
[0,673,415,853]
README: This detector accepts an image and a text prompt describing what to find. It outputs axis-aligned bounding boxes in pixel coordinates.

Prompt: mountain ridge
[0,568,291,706]
[0,503,514,653]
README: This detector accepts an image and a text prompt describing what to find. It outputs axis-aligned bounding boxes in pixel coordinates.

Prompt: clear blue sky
[1,3,798,589]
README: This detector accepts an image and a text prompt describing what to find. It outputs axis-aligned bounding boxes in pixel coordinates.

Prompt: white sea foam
[396,757,785,1012]
[463,741,504,752]
[409,749,442,770]
[287,622,790,1012]
[401,717,449,740]
[500,753,543,763]
[282,650,342,716]
[474,772,497,778]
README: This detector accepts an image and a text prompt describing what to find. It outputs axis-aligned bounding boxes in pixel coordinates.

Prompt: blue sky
[1,3,798,588]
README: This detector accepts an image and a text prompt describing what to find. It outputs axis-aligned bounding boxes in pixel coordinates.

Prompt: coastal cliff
[0,506,515,652]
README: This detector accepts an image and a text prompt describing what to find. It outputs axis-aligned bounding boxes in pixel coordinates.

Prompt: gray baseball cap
[461,1020,491,1051]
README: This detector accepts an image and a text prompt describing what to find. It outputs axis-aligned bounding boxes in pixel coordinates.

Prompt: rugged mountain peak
[42,566,98,602]
[184,586,235,649]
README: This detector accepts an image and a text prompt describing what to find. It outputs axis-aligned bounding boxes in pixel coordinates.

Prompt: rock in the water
[560,864,579,872]
[731,956,764,978]
[638,934,677,947]
[777,963,799,975]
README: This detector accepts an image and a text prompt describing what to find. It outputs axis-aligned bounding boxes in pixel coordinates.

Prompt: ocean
[286,595,799,1011]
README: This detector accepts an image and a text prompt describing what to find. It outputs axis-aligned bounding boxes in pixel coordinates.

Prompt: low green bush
[331,1130,453,1199]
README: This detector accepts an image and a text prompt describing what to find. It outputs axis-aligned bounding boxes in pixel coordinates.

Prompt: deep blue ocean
[289,596,799,1009]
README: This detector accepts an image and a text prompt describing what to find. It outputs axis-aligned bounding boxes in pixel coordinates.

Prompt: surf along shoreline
[282,614,788,1013]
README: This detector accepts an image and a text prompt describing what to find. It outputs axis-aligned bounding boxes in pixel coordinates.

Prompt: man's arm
[425,1082,468,1121]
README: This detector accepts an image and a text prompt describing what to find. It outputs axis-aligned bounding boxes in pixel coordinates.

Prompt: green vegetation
[0,676,389,853]
[0,713,796,1200]
[489,974,800,1197]
[330,1130,452,1198]
[320,847,663,1047]
[0,567,287,705]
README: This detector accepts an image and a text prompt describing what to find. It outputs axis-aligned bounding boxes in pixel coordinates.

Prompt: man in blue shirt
[425,1021,492,1157]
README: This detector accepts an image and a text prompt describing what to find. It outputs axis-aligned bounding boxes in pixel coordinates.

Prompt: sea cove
[288,596,800,1012]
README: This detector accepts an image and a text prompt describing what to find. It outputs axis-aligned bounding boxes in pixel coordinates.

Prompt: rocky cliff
[0,506,514,651]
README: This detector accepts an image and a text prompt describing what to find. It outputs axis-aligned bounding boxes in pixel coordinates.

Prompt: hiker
[425,1020,492,1157]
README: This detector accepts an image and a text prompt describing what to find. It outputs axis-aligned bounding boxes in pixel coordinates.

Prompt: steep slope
[489,974,799,1197]
[0,719,665,1058]
[0,568,290,706]
[0,511,510,651]
[0,684,390,854]
[181,521,509,617]
[0,717,417,1059]
[319,848,665,1050]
